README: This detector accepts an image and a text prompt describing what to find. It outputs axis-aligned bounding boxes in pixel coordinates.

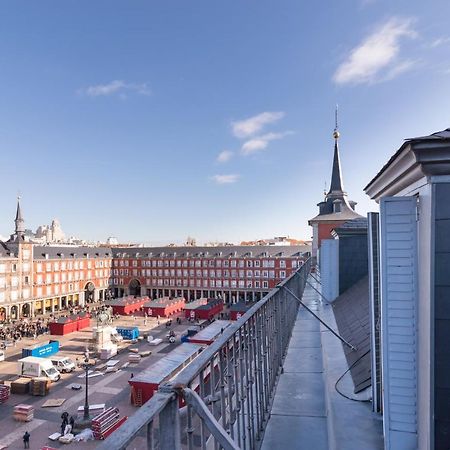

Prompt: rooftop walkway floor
[261,275,384,450]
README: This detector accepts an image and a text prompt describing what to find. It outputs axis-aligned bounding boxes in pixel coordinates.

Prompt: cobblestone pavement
[0,312,196,449]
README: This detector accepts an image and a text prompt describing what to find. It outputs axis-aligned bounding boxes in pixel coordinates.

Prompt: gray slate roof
[331,276,371,394]
[0,242,14,258]
[112,245,310,259]
[33,246,112,259]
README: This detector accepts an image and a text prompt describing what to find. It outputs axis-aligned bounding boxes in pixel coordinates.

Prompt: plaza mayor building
[0,200,310,321]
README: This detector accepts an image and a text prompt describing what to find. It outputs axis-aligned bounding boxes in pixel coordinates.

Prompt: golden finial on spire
[333,104,340,139]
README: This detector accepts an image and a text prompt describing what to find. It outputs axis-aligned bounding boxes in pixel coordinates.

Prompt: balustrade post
[159,392,181,450]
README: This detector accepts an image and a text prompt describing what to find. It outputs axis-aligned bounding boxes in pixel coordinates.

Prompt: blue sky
[1,1,450,244]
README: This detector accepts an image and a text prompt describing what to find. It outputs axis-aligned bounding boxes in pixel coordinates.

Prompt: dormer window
[333,199,342,213]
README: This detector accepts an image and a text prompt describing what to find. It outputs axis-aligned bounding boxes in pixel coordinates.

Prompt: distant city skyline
[1,1,450,242]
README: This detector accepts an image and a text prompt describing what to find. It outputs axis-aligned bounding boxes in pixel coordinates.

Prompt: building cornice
[364,140,450,202]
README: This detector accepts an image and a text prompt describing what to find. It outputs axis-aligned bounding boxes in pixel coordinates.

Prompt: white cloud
[382,59,417,81]
[430,37,450,48]
[80,80,151,97]
[217,150,233,163]
[231,111,285,138]
[333,17,417,85]
[211,174,240,184]
[241,131,293,156]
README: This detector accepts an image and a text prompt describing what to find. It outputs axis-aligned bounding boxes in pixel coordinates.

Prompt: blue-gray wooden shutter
[368,212,382,413]
[380,197,418,449]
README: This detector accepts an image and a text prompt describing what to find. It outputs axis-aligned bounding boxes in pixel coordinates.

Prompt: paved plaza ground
[0,312,197,449]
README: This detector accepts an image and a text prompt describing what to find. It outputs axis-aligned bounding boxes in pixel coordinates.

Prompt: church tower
[14,197,25,239]
[309,109,362,258]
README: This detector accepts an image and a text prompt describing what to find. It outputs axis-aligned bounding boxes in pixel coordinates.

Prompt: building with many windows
[110,245,309,304]
[0,200,310,322]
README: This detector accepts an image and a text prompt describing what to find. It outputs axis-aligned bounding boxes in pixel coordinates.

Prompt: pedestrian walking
[23,431,30,449]
[61,411,69,435]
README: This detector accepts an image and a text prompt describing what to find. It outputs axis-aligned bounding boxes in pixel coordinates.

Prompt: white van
[18,356,61,382]
[51,356,76,373]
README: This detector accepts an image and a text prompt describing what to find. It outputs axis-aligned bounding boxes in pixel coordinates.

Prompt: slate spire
[328,105,345,196]
[14,196,25,236]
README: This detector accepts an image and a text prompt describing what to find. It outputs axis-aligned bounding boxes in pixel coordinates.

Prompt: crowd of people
[0,318,50,344]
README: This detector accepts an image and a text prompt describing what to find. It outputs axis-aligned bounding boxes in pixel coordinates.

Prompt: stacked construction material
[77,404,105,419]
[13,404,34,422]
[10,378,31,395]
[91,407,127,440]
[0,385,10,403]
[100,346,117,360]
[128,353,141,364]
[31,377,50,396]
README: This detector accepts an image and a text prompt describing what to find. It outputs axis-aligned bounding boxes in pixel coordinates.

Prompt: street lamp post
[83,349,90,421]
[75,348,92,430]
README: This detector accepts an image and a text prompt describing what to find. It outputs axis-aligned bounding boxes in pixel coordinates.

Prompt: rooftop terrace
[97,261,383,449]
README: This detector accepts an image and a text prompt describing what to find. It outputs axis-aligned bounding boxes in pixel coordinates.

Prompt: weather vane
[333,104,340,140]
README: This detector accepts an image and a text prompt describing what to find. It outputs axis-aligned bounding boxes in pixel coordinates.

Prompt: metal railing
[98,259,311,450]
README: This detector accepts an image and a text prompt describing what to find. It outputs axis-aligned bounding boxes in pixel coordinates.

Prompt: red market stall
[49,313,91,336]
[106,296,148,315]
[229,302,256,321]
[183,298,208,319]
[187,320,231,345]
[129,343,202,406]
[144,297,185,318]
[190,298,223,321]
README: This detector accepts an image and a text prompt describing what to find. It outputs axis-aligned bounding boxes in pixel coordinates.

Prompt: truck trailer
[18,356,61,382]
